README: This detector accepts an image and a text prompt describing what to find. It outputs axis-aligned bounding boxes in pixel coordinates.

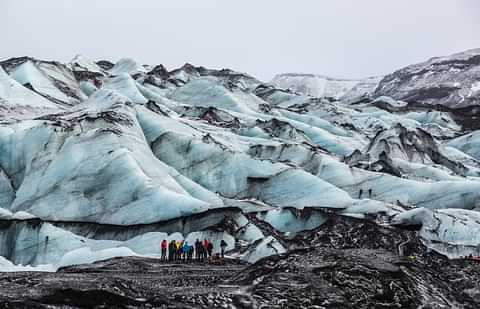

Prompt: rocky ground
[1,216,480,309]
[0,258,246,308]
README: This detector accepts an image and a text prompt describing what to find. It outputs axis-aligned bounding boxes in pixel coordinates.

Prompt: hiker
[197,239,205,260]
[199,241,207,260]
[160,239,168,261]
[220,240,227,258]
[188,244,194,261]
[172,240,178,260]
[168,240,175,261]
[368,189,372,198]
[358,189,363,199]
[203,239,210,259]
[44,236,49,251]
[195,239,201,260]
[175,240,182,261]
[207,241,214,258]
[182,241,190,261]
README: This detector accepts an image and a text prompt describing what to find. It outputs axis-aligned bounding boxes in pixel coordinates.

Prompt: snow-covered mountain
[273,49,480,109]
[375,48,480,108]
[1,50,480,272]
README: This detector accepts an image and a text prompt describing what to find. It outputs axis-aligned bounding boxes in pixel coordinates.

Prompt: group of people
[160,239,228,261]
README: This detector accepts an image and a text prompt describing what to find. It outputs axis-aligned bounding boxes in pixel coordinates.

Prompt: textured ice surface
[448,131,480,160]
[242,236,286,263]
[10,61,72,104]
[257,208,327,233]
[57,247,139,269]
[109,58,147,76]
[0,256,54,272]
[137,107,353,210]
[392,208,480,258]
[103,74,148,104]
[69,55,104,74]
[0,103,220,225]
[0,67,59,110]
[271,73,361,99]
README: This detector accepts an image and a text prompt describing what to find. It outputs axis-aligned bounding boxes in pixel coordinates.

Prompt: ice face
[169,77,265,115]
[103,74,148,104]
[241,236,286,263]
[10,61,72,104]
[0,104,219,225]
[136,107,353,210]
[0,216,242,271]
[448,131,480,161]
[256,208,327,233]
[0,67,59,110]
[391,208,480,258]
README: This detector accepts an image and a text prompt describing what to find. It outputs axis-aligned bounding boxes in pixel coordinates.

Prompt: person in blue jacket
[182,241,190,261]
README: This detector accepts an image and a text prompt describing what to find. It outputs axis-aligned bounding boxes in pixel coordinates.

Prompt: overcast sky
[1,0,479,81]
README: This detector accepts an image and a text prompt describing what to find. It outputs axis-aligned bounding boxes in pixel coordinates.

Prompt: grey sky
[2,0,479,81]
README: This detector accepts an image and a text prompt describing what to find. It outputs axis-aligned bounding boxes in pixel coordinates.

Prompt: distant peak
[273,73,360,82]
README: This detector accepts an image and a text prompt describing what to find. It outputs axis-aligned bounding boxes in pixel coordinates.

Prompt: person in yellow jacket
[175,241,182,261]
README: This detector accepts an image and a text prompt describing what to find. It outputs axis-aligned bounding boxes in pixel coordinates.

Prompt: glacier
[1,49,480,272]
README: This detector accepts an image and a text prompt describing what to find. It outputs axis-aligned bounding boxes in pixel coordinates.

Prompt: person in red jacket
[203,239,209,259]
[160,239,168,261]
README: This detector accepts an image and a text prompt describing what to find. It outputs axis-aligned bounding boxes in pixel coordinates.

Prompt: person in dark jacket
[220,240,228,258]
[207,242,213,258]
[195,239,201,260]
[168,240,175,261]
[200,242,207,261]
[187,244,194,261]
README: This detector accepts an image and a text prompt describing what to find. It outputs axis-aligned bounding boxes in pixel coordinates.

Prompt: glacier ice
[0,67,60,112]
[1,51,480,271]
[256,208,327,233]
[103,73,148,104]
[0,102,222,225]
[10,61,72,104]
[69,55,105,74]
[448,131,480,160]
[271,73,361,99]
[109,58,147,76]
[391,208,480,258]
